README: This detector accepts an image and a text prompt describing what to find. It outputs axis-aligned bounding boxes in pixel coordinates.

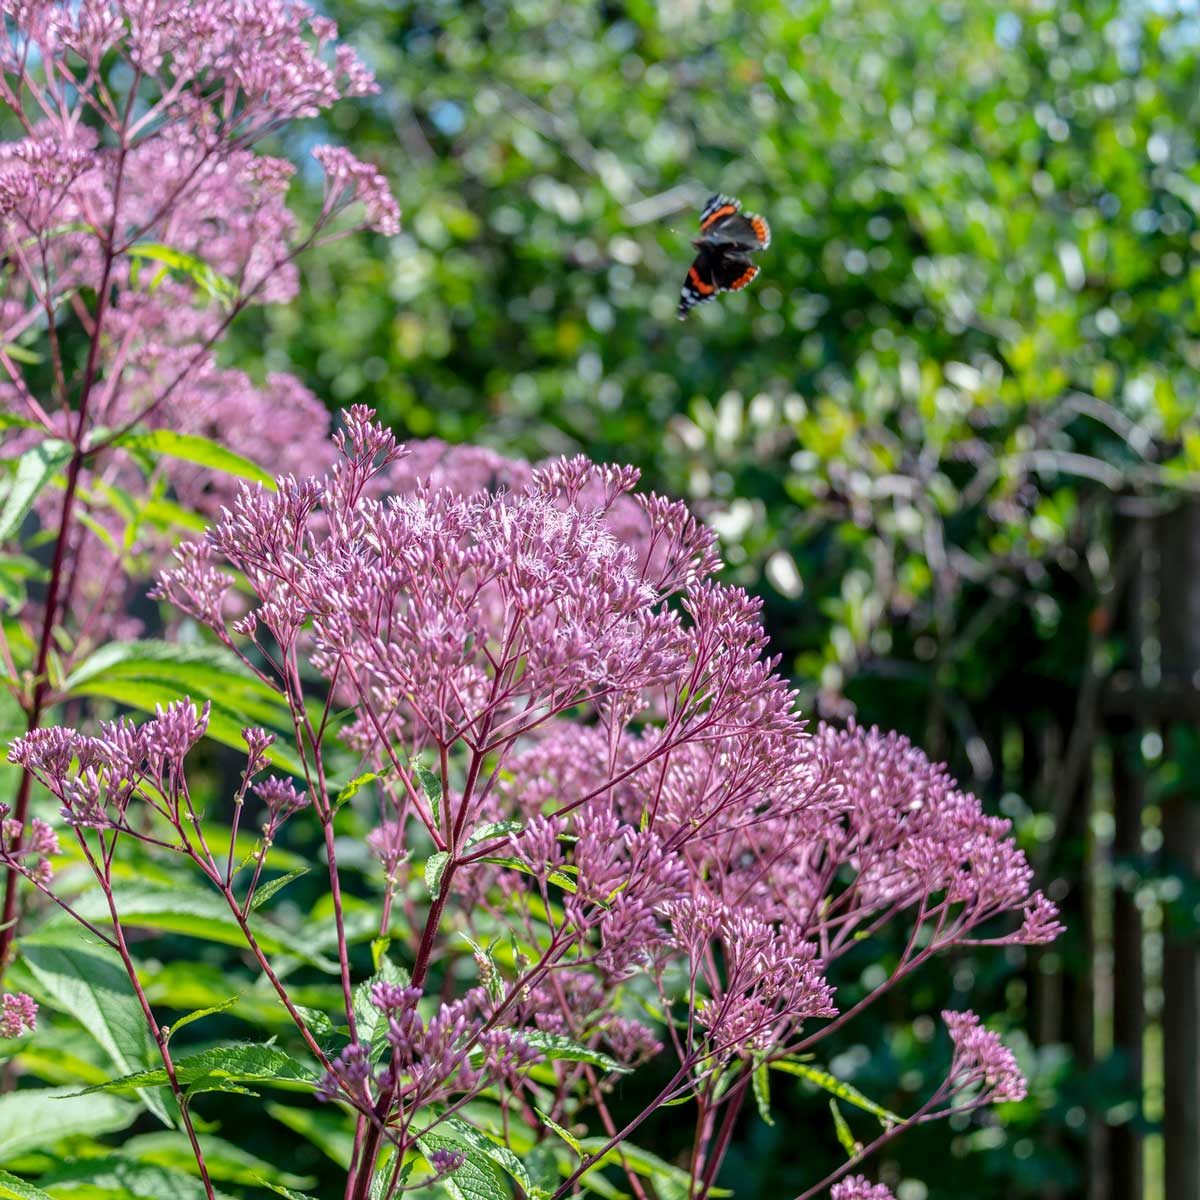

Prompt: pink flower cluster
[831,1178,897,1200]
[10,701,212,830]
[0,806,59,886]
[8,409,1059,1193]
[313,146,403,236]
[943,1009,1028,1103]
[0,991,37,1039]
[147,409,1055,1077]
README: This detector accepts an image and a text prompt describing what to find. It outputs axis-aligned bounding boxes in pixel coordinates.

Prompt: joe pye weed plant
[0,4,1061,1199]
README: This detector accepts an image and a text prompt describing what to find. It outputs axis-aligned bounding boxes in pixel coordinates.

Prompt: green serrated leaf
[249,866,311,911]
[74,1041,314,1098]
[439,1116,533,1194]
[465,820,524,848]
[370,1154,412,1200]
[425,850,450,895]
[411,758,442,828]
[0,1170,55,1200]
[416,1123,510,1200]
[0,439,71,542]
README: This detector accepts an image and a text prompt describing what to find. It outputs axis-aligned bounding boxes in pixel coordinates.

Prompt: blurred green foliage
[230,0,1200,1195]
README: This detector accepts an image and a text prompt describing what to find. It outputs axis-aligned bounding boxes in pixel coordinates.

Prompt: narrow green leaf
[126,243,238,304]
[477,855,579,895]
[577,1137,728,1197]
[425,850,450,895]
[116,428,274,487]
[753,1061,774,1127]
[256,1183,319,1200]
[249,866,311,912]
[771,1060,900,1128]
[370,937,391,972]
[469,1030,626,1075]
[0,345,41,366]
[334,766,391,813]
[829,1098,860,1158]
[0,439,71,542]
[166,996,238,1042]
[19,933,172,1128]
[0,1087,137,1160]
[536,1110,582,1157]
[138,493,209,534]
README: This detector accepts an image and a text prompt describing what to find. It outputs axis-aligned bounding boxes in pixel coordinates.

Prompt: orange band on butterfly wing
[688,266,716,294]
[700,204,737,231]
[749,216,771,246]
[726,265,759,291]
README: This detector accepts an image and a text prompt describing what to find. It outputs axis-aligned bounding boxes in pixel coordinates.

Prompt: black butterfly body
[677,194,771,318]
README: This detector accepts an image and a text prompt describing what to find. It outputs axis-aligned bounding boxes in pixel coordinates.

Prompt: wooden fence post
[1154,500,1200,1200]
[1107,512,1148,1200]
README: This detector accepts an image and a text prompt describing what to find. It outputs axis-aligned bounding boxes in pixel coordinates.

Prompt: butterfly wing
[697,194,771,250]
[699,193,741,229]
[712,251,760,293]
[678,245,721,318]
[678,247,760,318]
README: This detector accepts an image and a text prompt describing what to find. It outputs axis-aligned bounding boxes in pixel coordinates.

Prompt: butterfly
[677,193,771,319]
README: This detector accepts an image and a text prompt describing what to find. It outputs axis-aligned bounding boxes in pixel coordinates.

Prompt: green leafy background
[3,1,1196,1198]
